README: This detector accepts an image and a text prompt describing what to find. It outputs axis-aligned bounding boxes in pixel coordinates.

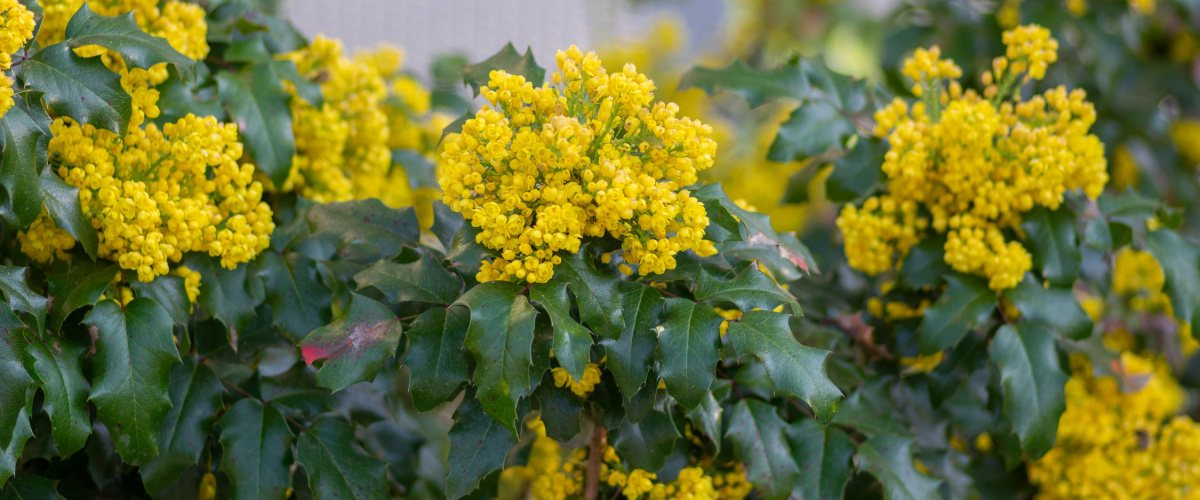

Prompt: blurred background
[280,0,894,78]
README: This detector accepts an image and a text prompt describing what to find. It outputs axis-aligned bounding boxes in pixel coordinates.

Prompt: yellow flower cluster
[996,0,1022,28]
[499,416,752,500]
[21,115,274,282]
[1172,119,1200,168]
[277,35,393,204]
[1111,248,1198,354]
[440,46,719,283]
[0,0,34,119]
[604,18,814,233]
[899,351,944,373]
[1029,353,1200,499]
[838,25,1107,290]
[552,363,603,397]
[1129,0,1156,15]
[1110,145,1140,191]
[173,265,201,309]
[18,207,77,263]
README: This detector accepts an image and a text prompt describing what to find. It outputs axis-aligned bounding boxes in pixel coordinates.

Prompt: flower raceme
[440,46,719,284]
[20,115,275,283]
[0,0,35,119]
[837,25,1108,290]
[498,417,752,500]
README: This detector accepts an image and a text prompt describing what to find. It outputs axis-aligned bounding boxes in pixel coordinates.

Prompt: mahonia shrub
[680,10,1200,500]
[0,2,841,499]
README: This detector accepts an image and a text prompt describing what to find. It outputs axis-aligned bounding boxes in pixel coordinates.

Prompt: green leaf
[830,381,909,437]
[600,281,664,397]
[687,380,728,452]
[613,410,679,472]
[533,378,581,442]
[223,34,272,62]
[0,107,44,228]
[695,265,801,316]
[1083,217,1112,250]
[83,299,180,465]
[12,90,50,136]
[0,474,64,499]
[299,293,403,393]
[728,311,842,422]
[295,416,389,500]
[131,275,190,326]
[445,222,494,274]
[404,307,470,411]
[0,266,47,333]
[1003,275,1092,340]
[0,313,35,487]
[825,137,885,203]
[1146,230,1200,338]
[530,282,592,382]
[355,252,460,305]
[990,323,1067,459]
[781,163,819,204]
[693,183,818,274]
[897,237,949,289]
[18,42,132,134]
[552,251,624,340]
[726,399,800,500]
[788,419,854,500]
[19,331,90,456]
[446,395,518,500]
[215,64,295,188]
[308,199,420,259]
[46,260,117,331]
[768,101,854,163]
[917,275,996,355]
[856,436,944,500]
[1097,188,1158,219]
[678,58,808,107]
[185,253,265,333]
[64,4,196,81]
[392,149,437,191]
[39,168,98,260]
[1020,206,1081,286]
[456,282,537,434]
[656,298,722,411]
[139,357,224,494]
[218,399,294,500]
[260,251,331,339]
[153,68,226,124]
[461,43,545,96]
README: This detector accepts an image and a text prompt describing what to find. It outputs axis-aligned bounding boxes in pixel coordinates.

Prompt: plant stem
[584,419,608,500]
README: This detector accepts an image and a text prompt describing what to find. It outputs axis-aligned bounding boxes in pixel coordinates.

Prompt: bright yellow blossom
[839,26,1107,291]
[1110,145,1140,191]
[1030,353,1200,499]
[1171,119,1200,168]
[22,115,274,282]
[552,363,603,397]
[440,46,719,284]
[0,0,35,118]
[173,265,201,310]
[18,208,77,263]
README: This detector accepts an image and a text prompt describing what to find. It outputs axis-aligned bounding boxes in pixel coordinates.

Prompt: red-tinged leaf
[298,293,403,393]
[748,232,810,273]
